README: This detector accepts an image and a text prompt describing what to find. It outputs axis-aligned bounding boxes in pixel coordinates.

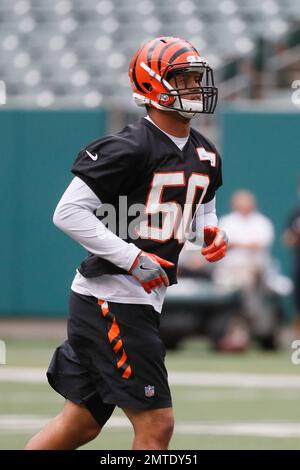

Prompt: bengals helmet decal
[129,37,218,118]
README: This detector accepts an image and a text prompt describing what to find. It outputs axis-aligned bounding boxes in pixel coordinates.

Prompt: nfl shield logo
[145,385,155,398]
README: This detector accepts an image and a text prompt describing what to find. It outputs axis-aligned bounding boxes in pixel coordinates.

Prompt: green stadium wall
[1,109,106,316]
[218,106,300,318]
[1,108,299,316]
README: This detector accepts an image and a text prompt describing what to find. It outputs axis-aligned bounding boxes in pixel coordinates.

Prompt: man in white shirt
[214,190,274,288]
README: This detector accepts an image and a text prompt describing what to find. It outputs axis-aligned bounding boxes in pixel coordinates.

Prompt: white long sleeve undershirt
[194,196,218,235]
[53,178,141,271]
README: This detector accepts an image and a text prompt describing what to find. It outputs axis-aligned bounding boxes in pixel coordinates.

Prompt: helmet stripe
[157,40,178,72]
[147,38,163,69]
[131,48,144,93]
[168,46,195,64]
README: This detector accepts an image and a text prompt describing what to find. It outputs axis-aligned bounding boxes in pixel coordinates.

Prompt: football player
[25,37,228,450]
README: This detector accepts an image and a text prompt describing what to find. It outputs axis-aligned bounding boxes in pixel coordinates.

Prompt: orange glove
[129,251,174,293]
[201,226,228,262]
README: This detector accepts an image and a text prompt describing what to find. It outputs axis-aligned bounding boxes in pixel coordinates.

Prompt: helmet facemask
[158,62,218,118]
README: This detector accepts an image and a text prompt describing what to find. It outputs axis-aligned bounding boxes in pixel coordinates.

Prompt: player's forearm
[204,212,218,227]
[203,196,218,226]
[53,178,140,271]
[53,205,139,270]
[195,196,218,234]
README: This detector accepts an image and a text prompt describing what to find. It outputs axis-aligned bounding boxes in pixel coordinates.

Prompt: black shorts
[47,291,172,426]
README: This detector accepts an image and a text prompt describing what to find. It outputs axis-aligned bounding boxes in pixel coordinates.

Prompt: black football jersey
[72,117,222,285]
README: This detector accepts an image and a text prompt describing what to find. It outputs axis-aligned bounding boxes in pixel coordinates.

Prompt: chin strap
[132,93,203,118]
[176,98,203,118]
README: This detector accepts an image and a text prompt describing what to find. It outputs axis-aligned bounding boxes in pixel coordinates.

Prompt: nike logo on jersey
[86,150,98,161]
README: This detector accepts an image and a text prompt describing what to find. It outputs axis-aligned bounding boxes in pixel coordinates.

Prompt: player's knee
[80,422,101,442]
[139,410,174,447]
[61,402,102,444]
[155,413,174,444]
[65,416,101,445]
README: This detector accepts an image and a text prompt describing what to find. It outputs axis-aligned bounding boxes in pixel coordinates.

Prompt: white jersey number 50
[136,172,209,243]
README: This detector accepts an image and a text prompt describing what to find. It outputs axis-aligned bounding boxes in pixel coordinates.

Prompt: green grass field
[1,338,300,450]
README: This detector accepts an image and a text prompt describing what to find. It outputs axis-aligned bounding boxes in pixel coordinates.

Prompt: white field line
[1,368,300,389]
[169,372,300,389]
[0,367,45,383]
[1,415,300,438]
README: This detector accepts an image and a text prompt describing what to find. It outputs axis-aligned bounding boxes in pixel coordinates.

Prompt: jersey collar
[141,117,191,160]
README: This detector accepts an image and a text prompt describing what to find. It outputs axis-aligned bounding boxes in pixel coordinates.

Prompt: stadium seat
[0,0,299,107]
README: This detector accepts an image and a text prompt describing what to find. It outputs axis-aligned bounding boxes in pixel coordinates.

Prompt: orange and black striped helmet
[129,37,218,117]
